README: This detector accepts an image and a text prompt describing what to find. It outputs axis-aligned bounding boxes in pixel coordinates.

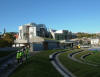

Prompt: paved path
[0,51,40,77]
[49,51,76,77]
[0,52,19,77]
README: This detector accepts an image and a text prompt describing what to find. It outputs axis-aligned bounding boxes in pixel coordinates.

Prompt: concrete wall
[19,26,27,40]
[29,27,37,38]
[30,36,44,43]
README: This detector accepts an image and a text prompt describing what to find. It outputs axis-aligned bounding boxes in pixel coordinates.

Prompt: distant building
[49,29,75,40]
[14,34,19,39]
[90,38,100,45]
[15,22,49,44]
[14,23,60,51]
[14,22,75,50]
[18,22,48,40]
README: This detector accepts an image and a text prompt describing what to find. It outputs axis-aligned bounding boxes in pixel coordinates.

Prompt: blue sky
[0,0,100,33]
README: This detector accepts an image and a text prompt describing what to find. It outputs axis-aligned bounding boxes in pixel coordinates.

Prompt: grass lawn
[74,50,92,62]
[73,50,100,65]
[0,51,16,58]
[59,49,100,77]
[85,51,100,65]
[10,49,65,77]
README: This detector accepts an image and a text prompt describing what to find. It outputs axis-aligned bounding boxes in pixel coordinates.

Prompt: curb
[81,53,99,66]
[68,50,84,64]
[49,51,76,77]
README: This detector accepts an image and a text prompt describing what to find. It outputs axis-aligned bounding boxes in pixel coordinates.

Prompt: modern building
[14,22,76,51]
[16,22,48,43]
[90,38,100,45]
[49,29,75,41]
[14,22,61,51]
[49,29,76,49]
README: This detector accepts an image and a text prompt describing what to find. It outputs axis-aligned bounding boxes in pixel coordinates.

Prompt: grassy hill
[9,49,100,77]
[85,51,100,65]
[10,49,63,77]
[58,49,100,77]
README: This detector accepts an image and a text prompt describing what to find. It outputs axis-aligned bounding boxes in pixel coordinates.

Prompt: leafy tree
[4,33,15,44]
[0,33,16,47]
[76,32,98,38]
[0,39,9,47]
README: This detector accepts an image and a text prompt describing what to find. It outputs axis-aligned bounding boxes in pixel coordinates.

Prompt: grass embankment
[74,50,92,62]
[0,51,15,58]
[10,49,65,77]
[85,51,100,65]
[73,50,100,65]
[59,49,100,77]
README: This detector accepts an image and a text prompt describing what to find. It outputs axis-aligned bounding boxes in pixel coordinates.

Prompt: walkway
[49,51,76,77]
[0,52,19,77]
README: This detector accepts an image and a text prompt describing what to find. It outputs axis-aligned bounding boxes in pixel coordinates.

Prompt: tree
[0,39,9,47]
[76,32,98,38]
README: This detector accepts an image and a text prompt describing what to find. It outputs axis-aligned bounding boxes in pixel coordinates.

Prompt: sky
[0,0,100,33]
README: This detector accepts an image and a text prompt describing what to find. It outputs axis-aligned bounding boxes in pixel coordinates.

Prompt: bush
[0,39,12,47]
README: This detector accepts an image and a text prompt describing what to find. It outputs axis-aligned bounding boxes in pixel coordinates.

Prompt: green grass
[44,38,59,42]
[74,50,92,62]
[73,50,100,65]
[0,51,15,58]
[10,49,65,77]
[85,51,100,65]
[59,49,100,77]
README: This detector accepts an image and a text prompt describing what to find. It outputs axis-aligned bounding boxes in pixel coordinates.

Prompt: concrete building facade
[18,23,47,40]
[14,22,61,51]
[14,22,75,51]
[49,29,75,41]
[91,39,100,45]
[15,22,48,43]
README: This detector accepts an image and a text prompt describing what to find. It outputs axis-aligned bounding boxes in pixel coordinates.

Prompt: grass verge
[9,49,64,77]
[74,50,92,62]
[85,51,100,64]
[59,49,100,77]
